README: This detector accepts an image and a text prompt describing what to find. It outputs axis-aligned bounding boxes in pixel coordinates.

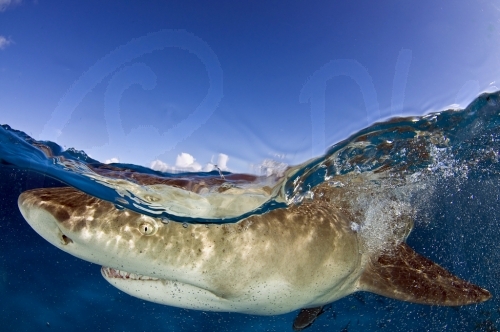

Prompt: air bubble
[328,181,345,188]
[182,222,188,228]
[304,191,314,200]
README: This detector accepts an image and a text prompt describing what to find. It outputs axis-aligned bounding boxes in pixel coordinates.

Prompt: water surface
[1,92,500,331]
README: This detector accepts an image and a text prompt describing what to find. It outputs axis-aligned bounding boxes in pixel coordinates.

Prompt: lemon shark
[18,176,491,330]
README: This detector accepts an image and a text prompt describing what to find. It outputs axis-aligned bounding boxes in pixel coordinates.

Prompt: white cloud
[105,157,119,164]
[175,153,202,172]
[203,163,214,172]
[150,159,171,172]
[216,153,229,171]
[0,36,12,50]
[150,153,201,173]
[204,153,230,172]
[151,153,230,174]
[0,0,22,12]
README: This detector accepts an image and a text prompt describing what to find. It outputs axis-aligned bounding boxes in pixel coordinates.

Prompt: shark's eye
[139,222,156,235]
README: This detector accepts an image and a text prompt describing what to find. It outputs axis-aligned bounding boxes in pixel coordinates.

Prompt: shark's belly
[103,257,362,315]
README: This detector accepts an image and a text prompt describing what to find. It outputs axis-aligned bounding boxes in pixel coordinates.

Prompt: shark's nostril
[61,234,73,245]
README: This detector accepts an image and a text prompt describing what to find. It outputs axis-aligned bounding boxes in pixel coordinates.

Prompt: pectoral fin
[292,306,324,331]
[359,243,491,305]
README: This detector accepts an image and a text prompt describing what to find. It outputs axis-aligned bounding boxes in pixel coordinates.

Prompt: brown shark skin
[359,242,491,305]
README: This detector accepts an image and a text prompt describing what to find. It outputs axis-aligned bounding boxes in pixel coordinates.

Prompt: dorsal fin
[359,243,491,305]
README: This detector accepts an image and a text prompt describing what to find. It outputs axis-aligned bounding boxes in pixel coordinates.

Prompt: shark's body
[18,177,491,330]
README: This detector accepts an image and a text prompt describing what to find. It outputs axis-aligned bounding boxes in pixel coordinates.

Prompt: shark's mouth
[101,266,160,281]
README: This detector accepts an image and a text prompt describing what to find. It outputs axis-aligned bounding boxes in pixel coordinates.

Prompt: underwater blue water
[1,92,500,331]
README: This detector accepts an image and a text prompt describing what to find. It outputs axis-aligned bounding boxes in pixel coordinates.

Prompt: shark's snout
[17,187,156,271]
[18,190,74,248]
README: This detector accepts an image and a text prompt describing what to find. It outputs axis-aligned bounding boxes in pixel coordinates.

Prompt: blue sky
[1,0,500,172]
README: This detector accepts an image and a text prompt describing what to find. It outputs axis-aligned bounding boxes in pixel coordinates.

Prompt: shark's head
[18,187,213,310]
[18,187,167,278]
